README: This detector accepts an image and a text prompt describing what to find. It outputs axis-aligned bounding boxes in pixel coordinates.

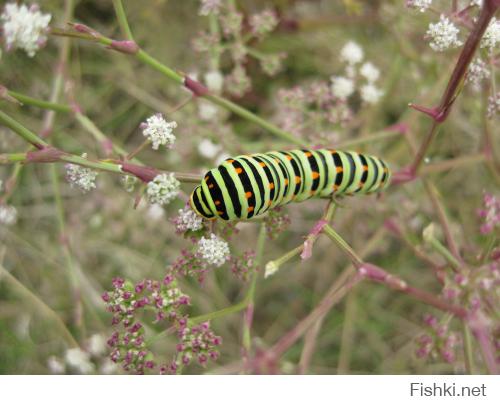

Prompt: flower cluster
[172,206,204,234]
[199,0,222,16]
[406,0,432,13]
[146,173,180,206]
[274,41,383,144]
[102,277,192,374]
[466,58,490,89]
[169,249,210,282]
[47,334,116,375]
[477,192,500,235]
[197,233,230,267]
[480,17,500,51]
[1,2,51,57]
[141,113,177,150]
[0,204,17,226]
[264,207,291,240]
[415,314,459,364]
[487,92,500,119]
[65,156,98,193]
[426,15,462,52]
[166,321,222,372]
[230,250,257,281]
[193,2,285,97]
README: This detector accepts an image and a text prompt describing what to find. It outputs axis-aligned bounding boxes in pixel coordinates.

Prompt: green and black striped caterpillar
[190,149,391,221]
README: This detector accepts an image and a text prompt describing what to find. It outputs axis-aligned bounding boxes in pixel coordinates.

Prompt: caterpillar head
[189,185,215,219]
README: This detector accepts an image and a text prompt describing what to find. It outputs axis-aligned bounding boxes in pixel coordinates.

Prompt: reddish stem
[410,2,499,174]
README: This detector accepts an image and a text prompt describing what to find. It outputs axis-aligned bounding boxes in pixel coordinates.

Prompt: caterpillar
[190,149,390,221]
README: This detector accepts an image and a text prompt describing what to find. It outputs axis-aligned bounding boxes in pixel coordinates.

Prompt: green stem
[112,0,134,40]
[7,90,71,113]
[462,321,475,374]
[0,110,49,148]
[51,29,306,146]
[0,110,201,183]
[0,264,79,348]
[323,224,364,268]
[0,153,28,164]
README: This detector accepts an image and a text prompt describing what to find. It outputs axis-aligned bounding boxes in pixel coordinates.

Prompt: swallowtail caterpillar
[190,149,390,221]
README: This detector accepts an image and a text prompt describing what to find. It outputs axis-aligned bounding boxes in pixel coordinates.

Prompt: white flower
[340,41,363,65]
[360,84,384,104]
[100,359,118,374]
[199,0,222,16]
[360,62,380,83]
[197,233,230,267]
[141,113,177,150]
[146,173,180,206]
[426,15,462,52]
[264,261,279,278]
[331,76,355,100]
[88,334,106,357]
[65,348,94,374]
[146,203,165,221]
[1,3,51,57]
[175,206,203,232]
[198,100,218,121]
[406,0,432,12]
[47,356,65,374]
[65,156,98,193]
[198,138,222,159]
[481,18,500,51]
[204,70,224,92]
[0,204,16,226]
[487,92,500,118]
[466,58,490,87]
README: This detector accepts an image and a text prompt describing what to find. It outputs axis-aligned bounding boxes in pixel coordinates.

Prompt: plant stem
[0,110,49,149]
[0,110,201,183]
[0,264,79,348]
[410,2,498,173]
[50,28,306,146]
[242,223,266,351]
[112,0,134,40]
[323,224,364,268]
[462,321,475,374]
[6,90,71,113]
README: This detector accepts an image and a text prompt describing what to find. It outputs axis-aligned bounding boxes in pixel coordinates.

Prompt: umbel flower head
[480,17,500,51]
[426,15,462,52]
[1,2,51,57]
[141,113,177,150]
[173,206,204,234]
[196,233,230,267]
[65,156,98,193]
[146,173,180,206]
[0,204,17,226]
[406,0,432,12]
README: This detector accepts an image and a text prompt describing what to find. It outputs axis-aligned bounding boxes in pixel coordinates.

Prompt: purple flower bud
[112,278,124,288]
[135,281,145,294]
[163,274,174,285]
[198,354,208,365]
[129,322,143,333]
[101,292,110,302]
[423,314,438,328]
[182,355,191,365]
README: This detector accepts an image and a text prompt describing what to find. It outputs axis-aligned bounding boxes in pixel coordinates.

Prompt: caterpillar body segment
[190,149,390,221]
